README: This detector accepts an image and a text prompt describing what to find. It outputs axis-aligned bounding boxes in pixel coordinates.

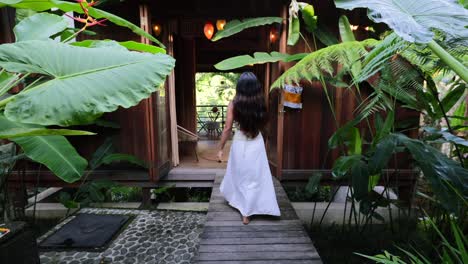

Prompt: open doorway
[178,72,240,168]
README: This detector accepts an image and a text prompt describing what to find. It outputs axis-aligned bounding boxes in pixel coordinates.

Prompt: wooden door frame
[139,4,159,181]
[167,20,179,167]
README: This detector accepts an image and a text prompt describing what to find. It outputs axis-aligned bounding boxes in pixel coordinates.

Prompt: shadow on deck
[194,171,322,264]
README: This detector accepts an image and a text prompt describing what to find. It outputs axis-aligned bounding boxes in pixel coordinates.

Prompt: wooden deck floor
[195,172,322,264]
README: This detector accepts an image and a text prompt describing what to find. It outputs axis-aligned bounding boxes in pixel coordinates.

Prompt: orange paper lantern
[204,21,214,40]
[153,23,162,36]
[269,26,279,43]
[216,19,226,30]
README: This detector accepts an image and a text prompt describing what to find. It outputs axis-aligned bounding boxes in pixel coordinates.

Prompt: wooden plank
[196,261,321,264]
[165,173,216,181]
[201,230,306,239]
[203,225,303,232]
[196,172,321,263]
[198,243,316,253]
[196,251,320,261]
[199,236,312,245]
[209,199,292,207]
[207,210,298,221]
[158,181,213,187]
[208,204,295,214]
[204,220,302,226]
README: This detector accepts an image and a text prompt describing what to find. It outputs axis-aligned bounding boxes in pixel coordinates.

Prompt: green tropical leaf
[0,40,175,126]
[328,117,361,149]
[13,13,68,41]
[450,100,467,129]
[0,71,18,97]
[211,17,282,41]
[332,154,361,179]
[347,127,362,155]
[14,8,37,23]
[72,40,166,54]
[439,81,466,116]
[423,127,468,147]
[214,52,307,71]
[89,137,115,170]
[357,33,406,84]
[0,0,165,48]
[368,174,380,192]
[369,135,397,173]
[301,4,317,32]
[101,153,148,168]
[335,0,468,43]
[305,172,322,195]
[374,111,394,142]
[271,39,378,88]
[394,133,468,214]
[0,114,87,183]
[287,16,300,46]
[0,128,95,139]
[313,24,339,47]
[338,15,355,42]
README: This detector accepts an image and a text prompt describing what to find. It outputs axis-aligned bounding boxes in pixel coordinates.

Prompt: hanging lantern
[269,26,279,43]
[153,23,162,37]
[216,19,226,30]
[204,21,215,40]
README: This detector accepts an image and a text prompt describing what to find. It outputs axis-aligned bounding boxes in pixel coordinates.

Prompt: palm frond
[271,39,379,89]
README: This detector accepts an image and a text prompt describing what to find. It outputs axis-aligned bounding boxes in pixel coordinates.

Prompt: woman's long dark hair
[233,72,267,138]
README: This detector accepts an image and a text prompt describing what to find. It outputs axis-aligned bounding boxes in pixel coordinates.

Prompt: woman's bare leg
[242,216,250,225]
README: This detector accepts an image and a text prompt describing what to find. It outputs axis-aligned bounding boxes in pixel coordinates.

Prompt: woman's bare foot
[242,216,250,225]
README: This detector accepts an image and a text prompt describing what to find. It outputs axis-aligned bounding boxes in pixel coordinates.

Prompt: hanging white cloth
[220,131,281,217]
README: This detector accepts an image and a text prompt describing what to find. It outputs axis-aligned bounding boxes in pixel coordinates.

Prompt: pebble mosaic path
[38,208,206,264]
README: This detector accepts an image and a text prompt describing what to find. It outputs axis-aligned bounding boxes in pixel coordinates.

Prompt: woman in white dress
[217,72,281,225]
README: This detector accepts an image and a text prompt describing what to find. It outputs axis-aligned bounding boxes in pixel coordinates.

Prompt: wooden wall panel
[0,7,15,43]
[174,37,197,133]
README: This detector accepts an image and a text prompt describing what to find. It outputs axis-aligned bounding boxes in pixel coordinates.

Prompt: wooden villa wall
[267,1,419,190]
[0,8,15,43]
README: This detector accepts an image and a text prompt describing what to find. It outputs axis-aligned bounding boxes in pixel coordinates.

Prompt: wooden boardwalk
[195,172,322,264]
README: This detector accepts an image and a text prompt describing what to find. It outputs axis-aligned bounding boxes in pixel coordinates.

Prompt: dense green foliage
[196,72,239,106]
[0,3,173,185]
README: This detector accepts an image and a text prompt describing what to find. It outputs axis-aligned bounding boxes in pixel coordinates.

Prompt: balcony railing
[196,105,227,138]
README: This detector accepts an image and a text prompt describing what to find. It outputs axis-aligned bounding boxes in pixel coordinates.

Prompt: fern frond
[356,89,394,121]
[401,36,468,76]
[271,39,379,89]
[369,55,436,115]
[356,32,408,84]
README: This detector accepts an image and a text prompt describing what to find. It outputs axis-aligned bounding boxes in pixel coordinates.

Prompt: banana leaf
[214,52,307,71]
[0,40,175,126]
[0,114,87,183]
[211,17,282,41]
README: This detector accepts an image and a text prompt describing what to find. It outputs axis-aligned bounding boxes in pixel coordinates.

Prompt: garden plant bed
[309,221,433,264]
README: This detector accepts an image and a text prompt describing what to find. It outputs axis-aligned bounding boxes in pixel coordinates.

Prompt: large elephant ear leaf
[14,13,68,41]
[0,0,165,48]
[0,114,87,183]
[0,40,175,126]
[335,0,468,43]
[211,17,282,41]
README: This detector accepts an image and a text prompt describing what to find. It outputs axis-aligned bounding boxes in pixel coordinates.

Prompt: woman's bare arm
[217,102,234,160]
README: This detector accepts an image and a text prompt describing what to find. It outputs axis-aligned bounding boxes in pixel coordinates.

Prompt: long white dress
[220,130,281,217]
